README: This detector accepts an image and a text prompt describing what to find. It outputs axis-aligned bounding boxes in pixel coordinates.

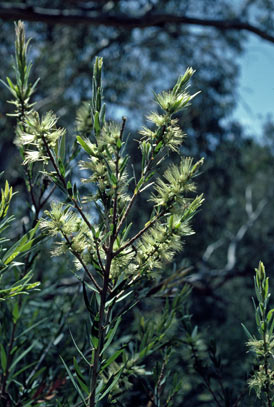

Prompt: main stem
[89,252,112,407]
[89,150,119,407]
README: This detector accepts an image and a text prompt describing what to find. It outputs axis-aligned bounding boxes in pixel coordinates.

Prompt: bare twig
[223,196,266,274]
[196,189,268,291]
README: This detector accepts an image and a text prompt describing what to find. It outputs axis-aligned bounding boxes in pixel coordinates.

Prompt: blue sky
[234,35,274,136]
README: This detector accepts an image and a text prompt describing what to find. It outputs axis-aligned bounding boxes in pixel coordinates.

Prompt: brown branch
[1,5,274,44]
[114,208,165,257]
[62,232,102,292]
[39,185,56,208]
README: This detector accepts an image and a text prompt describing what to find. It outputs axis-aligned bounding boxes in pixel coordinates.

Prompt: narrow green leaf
[241,323,253,340]
[60,356,86,404]
[12,361,37,379]
[100,348,124,372]
[101,317,121,355]
[70,330,90,366]
[107,277,127,302]
[115,290,133,303]
[10,341,36,372]
[3,224,39,265]
[76,375,89,395]
[94,111,100,133]
[67,181,73,196]
[82,282,95,315]
[116,138,122,149]
[138,340,156,360]
[84,281,100,295]
[58,157,66,178]
[264,277,269,300]
[6,76,16,91]
[191,326,198,339]
[16,318,48,341]
[267,309,274,323]
[120,155,129,175]
[73,357,89,394]
[12,301,20,323]
[27,366,47,385]
[98,368,123,401]
[155,140,163,153]
[76,136,94,155]
[95,379,105,402]
[269,317,274,336]
[91,315,99,348]
[120,223,132,243]
[59,133,66,161]
[99,103,106,125]
[0,344,7,372]
[109,172,117,186]
[255,308,261,328]
[134,177,144,194]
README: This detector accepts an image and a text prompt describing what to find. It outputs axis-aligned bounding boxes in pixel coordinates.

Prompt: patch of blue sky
[233,34,274,137]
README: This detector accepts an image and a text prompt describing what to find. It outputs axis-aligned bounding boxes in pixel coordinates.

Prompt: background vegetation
[1,1,274,406]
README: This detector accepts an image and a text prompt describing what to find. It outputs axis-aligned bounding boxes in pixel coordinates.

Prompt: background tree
[1,1,274,405]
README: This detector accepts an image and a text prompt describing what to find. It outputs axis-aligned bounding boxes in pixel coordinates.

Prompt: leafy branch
[2,21,204,407]
[242,262,274,406]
